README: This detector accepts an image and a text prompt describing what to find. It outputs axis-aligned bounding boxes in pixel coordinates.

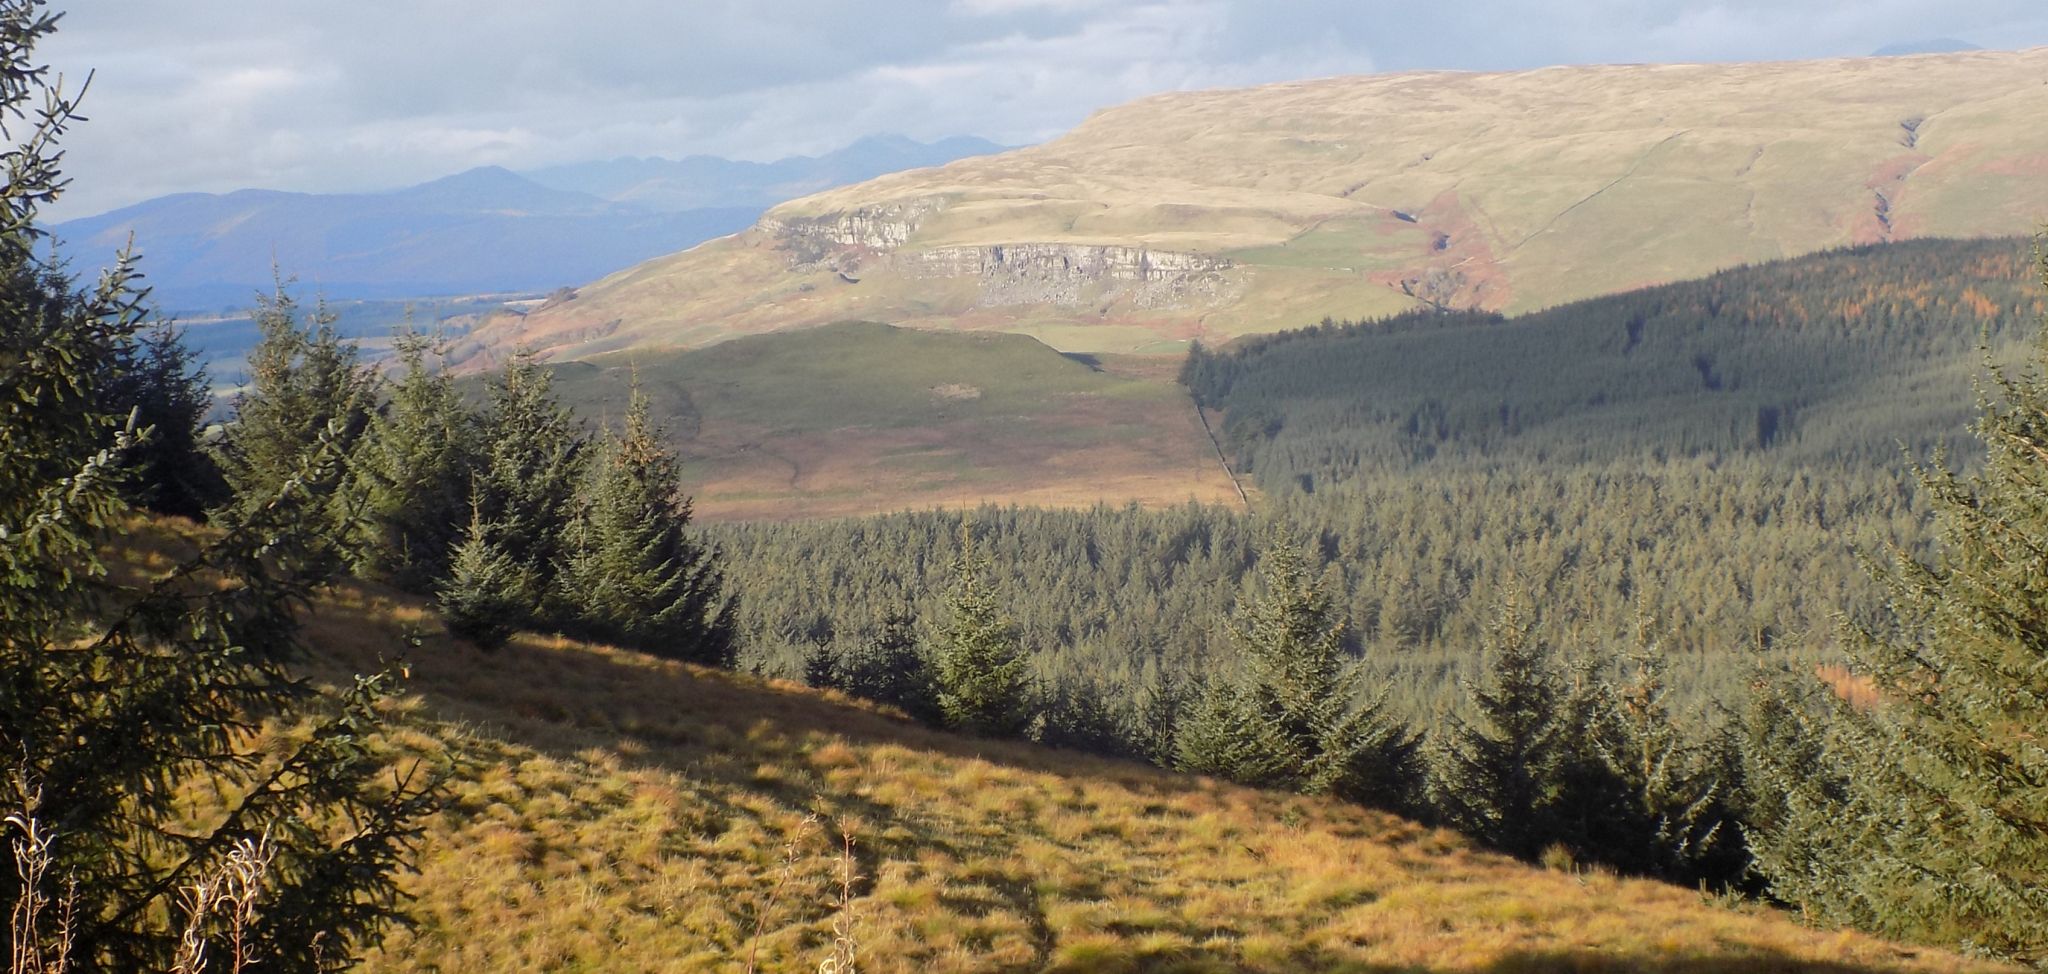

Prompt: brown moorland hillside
[105,523,2011,974]
[471,47,2048,361]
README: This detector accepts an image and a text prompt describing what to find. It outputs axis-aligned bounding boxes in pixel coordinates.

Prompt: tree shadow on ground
[299,584,1979,974]
[315,594,1216,808]
[1038,946,1948,973]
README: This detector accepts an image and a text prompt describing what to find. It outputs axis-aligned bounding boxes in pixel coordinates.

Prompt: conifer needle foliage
[350,329,478,593]
[556,382,735,665]
[1177,536,1420,811]
[1753,246,2048,963]
[930,529,1033,737]
[0,5,441,968]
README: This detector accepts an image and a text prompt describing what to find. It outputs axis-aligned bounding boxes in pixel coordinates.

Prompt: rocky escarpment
[896,243,1236,310]
[763,198,1236,310]
[462,49,2048,360]
[762,198,947,262]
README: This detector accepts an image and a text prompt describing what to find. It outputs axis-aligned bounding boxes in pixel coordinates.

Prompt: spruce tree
[473,349,584,611]
[809,608,939,723]
[0,9,439,967]
[213,283,377,562]
[1176,537,1420,810]
[1178,339,1211,404]
[555,383,734,665]
[1034,675,1137,756]
[1134,671,1195,769]
[1584,645,1732,883]
[1174,678,1295,785]
[930,528,1034,737]
[437,502,535,651]
[1735,668,1856,903]
[1544,658,1641,863]
[803,635,840,690]
[1753,249,2048,961]
[1429,597,1572,859]
[351,328,477,592]
[104,319,225,520]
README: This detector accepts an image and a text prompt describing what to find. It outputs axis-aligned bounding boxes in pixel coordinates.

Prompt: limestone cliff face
[762,198,1236,310]
[895,243,1236,309]
[760,198,945,260]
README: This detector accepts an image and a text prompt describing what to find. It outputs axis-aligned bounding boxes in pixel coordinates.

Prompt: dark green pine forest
[1185,237,2044,479]
[722,237,2046,713]
[16,159,2048,969]
[712,235,2048,954]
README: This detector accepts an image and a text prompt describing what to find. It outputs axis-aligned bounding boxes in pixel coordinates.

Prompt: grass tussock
[213,533,2013,974]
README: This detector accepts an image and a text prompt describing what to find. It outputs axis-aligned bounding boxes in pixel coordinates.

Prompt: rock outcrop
[895,243,1235,309]
[762,198,946,261]
[763,198,1236,310]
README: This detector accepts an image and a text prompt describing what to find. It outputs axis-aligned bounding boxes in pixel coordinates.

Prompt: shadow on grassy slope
[1038,947,1948,973]
[285,573,2002,974]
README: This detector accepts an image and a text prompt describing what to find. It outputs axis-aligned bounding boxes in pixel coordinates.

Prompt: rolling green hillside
[468,47,2048,361]
[535,322,1242,520]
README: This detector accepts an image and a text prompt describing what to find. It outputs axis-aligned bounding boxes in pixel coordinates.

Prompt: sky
[38,0,2048,219]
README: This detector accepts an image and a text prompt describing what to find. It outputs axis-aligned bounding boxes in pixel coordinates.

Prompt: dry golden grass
[482,48,2048,360]
[205,551,2013,974]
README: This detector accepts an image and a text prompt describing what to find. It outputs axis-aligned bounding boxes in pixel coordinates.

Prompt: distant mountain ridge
[470,46,2048,361]
[523,134,1009,212]
[53,136,1003,312]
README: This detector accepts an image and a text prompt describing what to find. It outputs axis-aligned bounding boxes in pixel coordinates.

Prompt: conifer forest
[8,0,2048,969]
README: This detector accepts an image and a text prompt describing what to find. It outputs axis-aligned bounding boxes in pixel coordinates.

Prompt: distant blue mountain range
[53,135,1006,313]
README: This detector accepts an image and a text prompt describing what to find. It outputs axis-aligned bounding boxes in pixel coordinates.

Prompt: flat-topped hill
[472,47,2048,360]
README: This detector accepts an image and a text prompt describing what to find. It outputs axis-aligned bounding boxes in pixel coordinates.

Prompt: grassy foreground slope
[473,47,2048,359]
[141,527,2006,974]
[537,322,1242,520]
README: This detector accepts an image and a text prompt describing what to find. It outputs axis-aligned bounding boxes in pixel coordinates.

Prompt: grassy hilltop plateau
[469,47,2048,360]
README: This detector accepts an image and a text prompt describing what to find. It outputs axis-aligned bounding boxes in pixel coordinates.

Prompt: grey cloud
[36,0,2048,219]
[1219,0,2048,71]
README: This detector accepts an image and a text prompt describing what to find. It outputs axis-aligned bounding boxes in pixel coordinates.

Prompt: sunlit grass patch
[88,509,1992,974]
